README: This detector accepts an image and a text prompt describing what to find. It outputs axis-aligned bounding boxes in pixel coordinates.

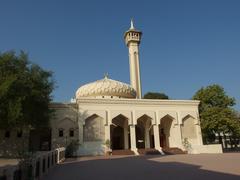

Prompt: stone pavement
[0,159,18,178]
[0,159,18,168]
[43,153,240,180]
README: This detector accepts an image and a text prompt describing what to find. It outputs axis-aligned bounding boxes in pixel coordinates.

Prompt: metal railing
[0,147,65,180]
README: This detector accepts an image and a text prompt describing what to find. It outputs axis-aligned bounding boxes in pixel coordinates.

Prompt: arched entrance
[111,115,129,150]
[159,115,174,148]
[136,115,154,149]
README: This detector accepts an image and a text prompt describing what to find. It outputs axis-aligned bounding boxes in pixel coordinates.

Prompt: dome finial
[130,18,135,29]
[104,73,109,79]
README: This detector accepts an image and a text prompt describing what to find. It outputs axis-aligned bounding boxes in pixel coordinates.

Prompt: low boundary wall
[0,147,65,180]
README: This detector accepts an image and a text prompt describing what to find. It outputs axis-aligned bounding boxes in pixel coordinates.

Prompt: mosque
[48,21,222,155]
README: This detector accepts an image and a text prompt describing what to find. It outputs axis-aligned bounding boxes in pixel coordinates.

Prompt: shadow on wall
[43,155,240,180]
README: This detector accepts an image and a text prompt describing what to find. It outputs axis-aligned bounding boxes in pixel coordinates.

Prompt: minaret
[124,19,142,98]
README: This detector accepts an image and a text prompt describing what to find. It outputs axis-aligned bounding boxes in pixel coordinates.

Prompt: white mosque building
[50,21,222,156]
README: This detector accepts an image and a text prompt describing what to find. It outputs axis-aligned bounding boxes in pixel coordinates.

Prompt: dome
[76,76,137,99]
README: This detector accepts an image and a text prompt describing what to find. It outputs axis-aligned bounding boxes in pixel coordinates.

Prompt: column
[78,119,84,145]
[105,125,111,144]
[145,127,150,148]
[105,110,111,151]
[153,124,161,150]
[196,120,203,145]
[154,112,161,149]
[124,121,129,149]
[176,112,184,148]
[130,125,137,151]
[175,124,184,148]
[130,110,137,152]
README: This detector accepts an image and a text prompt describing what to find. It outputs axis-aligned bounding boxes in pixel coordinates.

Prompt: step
[162,147,187,155]
[138,148,161,155]
[111,149,135,155]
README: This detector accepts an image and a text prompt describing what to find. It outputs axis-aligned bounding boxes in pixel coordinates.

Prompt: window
[5,130,10,138]
[17,130,23,138]
[58,129,64,137]
[69,129,74,137]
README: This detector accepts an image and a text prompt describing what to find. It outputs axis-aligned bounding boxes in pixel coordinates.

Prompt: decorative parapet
[76,98,200,106]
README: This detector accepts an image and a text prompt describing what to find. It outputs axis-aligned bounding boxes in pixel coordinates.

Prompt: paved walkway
[0,159,18,168]
[43,153,240,180]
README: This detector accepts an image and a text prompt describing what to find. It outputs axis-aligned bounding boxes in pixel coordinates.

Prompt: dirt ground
[43,153,240,180]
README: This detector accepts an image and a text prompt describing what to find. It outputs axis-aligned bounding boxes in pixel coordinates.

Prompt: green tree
[0,51,54,130]
[193,84,240,146]
[193,84,235,113]
[143,92,169,99]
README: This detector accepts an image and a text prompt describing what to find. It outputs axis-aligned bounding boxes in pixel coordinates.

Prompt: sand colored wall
[50,104,79,149]
[0,130,29,157]
[181,115,198,145]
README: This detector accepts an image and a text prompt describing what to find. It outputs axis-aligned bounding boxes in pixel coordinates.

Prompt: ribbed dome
[76,76,136,99]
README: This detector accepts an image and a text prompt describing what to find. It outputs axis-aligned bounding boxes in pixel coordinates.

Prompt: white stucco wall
[75,98,204,155]
[49,99,222,155]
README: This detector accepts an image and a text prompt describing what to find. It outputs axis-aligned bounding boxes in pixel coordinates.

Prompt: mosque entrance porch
[159,115,174,149]
[111,126,124,150]
[136,115,154,149]
[110,115,130,151]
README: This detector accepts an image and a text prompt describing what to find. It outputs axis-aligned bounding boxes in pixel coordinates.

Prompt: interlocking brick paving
[43,153,240,180]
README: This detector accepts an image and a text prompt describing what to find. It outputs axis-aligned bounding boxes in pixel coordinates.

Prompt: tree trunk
[229,136,233,149]
[223,133,227,148]
[233,137,238,149]
[218,132,223,149]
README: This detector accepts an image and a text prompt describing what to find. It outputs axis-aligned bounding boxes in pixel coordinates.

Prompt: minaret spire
[104,73,109,79]
[124,20,142,99]
[130,18,135,29]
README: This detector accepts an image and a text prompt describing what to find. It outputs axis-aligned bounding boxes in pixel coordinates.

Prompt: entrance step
[138,148,161,155]
[112,149,135,155]
[162,147,187,155]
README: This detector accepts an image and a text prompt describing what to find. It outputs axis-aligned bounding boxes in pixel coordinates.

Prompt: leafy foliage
[193,84,235,113]
[143,92,169,99]
[201,107,240,135]
[193,84,240,144]
[0,51,54,129]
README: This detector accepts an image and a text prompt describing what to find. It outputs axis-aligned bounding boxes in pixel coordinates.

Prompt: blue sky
[0,0,239,110]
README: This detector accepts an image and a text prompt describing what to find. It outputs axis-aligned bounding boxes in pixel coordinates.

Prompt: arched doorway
[111,115,129,150]
[111,126,124,149]
[159,115,174,148]
[136,115,154,149]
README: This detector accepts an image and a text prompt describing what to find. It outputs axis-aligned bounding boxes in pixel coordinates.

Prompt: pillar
[154,112,161,151]
[78,118,84,145]
[153,124,161,150]
[130,125,137,151]
[176,112,184,148]
[105,110,111,151]
[145,123,150,148]
[124,121,129,149]
[175,124,184,148]
[105,125,111,144]
[196,120,203,145]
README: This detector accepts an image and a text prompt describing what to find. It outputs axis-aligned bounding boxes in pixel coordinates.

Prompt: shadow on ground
[43,155,240,180]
